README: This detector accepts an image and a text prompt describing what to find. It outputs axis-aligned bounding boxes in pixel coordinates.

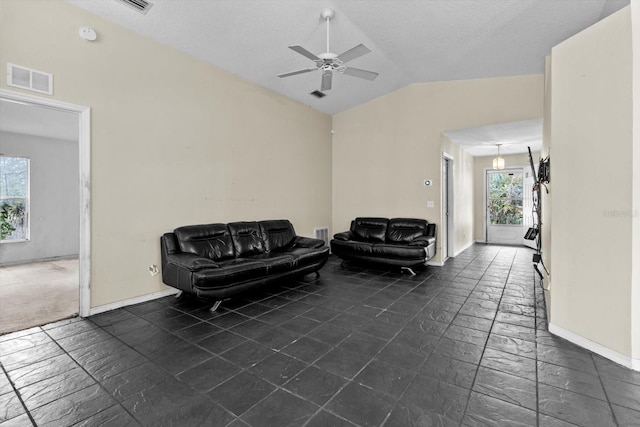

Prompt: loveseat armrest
[166,253,221,272]
[294,236,325,249]
[332,231,354,241]
[408,236,436,247]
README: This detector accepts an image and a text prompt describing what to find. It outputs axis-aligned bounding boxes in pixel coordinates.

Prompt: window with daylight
[0,156,29,242]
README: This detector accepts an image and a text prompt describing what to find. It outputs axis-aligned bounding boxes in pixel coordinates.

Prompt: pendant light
[493,144,505,170]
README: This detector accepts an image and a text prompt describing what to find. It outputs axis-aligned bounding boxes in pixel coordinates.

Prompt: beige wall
[631,1,640,361]
[550,6,634,357]
[541,56,553,317]
[332,76,544,264]
[0,1,332,307]
[472,153,540,242]
[441,136,475,256]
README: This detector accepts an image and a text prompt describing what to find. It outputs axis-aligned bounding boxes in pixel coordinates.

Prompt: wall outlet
[148,264,159,276]
[427,201,435,208]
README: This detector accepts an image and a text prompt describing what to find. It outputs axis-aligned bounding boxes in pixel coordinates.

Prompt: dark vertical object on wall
[526,146,550,282]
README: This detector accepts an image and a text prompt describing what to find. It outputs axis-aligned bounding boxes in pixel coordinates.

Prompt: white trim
[453,240,475,257]
[0,89,91,317]
[549,322,640,371]
[427,260,445,267]
[89,288,180,316]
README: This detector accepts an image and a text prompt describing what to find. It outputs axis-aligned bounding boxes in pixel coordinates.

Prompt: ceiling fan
[278,9,379,92]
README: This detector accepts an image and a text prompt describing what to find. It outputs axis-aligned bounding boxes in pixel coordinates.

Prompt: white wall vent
[314,227,330,248]
[117,0,153,14]
[7,63,53,95]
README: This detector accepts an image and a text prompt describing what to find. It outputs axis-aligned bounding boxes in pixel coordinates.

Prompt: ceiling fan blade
[321,70,332,91]
[278,68,317,78]
[342,66,379,81]
[337,44,371,63]
[289,45,320,61]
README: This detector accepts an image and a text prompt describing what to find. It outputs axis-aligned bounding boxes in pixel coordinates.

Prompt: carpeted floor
[0,258,78,335]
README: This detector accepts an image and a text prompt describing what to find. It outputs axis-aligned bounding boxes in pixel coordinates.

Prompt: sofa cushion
[259,220,296,253]
[174,224,235,261]
[386,218,428,244]
[330,239,373,257]
[228,222,266,257]
[370,243,427,260]
[192,259,267,289]
[351,217,388,243]
[249,253,295,274]
[289,246,330,268]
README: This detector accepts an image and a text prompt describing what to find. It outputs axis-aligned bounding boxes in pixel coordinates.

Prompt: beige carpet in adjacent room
[0,258,79,335]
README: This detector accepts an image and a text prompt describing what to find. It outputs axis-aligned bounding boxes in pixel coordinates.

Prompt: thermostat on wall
[79,27,97,41]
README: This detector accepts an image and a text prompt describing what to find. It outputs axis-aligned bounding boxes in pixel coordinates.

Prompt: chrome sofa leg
[174,291,183,298]
[209,300,222,312]
[401,267,416,276]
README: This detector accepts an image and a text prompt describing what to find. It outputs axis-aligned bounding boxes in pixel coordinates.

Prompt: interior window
[0,156,29,242]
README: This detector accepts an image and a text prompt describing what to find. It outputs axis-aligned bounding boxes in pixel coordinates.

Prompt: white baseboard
[427,260,445,267]
[453,241,475,257]
[549,322,640,371]
[88,288,180,316]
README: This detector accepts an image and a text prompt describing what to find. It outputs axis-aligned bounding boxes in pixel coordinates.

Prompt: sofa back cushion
[228,222,266,257]
[351,217,389,243]
[174,224,235,261]
[259,220,296,253]
[386,218,428,243]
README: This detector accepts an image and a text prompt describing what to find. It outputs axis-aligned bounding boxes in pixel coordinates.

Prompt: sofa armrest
[294,236,325,249]
[166,253,220,272]
[408,236,436,247]
[332,231,354,241]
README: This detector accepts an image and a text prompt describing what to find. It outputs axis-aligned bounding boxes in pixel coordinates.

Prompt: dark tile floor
[1,244,640,426]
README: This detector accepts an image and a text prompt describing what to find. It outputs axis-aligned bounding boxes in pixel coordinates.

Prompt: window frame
[0,155,30,243]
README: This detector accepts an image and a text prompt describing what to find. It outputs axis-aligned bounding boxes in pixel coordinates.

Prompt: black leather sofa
[161,220,329,311]
[330,217,436,274]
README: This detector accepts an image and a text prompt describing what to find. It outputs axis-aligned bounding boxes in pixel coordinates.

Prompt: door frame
[484,166,525,244]
[1,89,91,316]
[442,153,454,259]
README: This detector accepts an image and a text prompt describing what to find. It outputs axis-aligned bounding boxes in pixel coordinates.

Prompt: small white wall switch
[427,201,435,208]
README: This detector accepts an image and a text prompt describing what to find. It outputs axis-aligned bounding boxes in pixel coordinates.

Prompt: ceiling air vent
[117,0,153,14]
[310,90,326,99]
[6,63,53,95]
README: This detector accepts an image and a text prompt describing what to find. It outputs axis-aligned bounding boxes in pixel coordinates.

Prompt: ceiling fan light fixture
[493,144,505,170]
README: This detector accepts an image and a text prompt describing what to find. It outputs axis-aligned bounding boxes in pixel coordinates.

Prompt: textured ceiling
[443,119,543,157]
[66,0,629,116]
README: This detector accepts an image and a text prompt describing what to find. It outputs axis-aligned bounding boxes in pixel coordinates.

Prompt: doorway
[486,168,524,245]
[0,89,91,331]
[442,155,454,259]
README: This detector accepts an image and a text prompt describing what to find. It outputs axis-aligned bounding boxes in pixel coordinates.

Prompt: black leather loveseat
[330,217,436,275]
[161,220,329,311]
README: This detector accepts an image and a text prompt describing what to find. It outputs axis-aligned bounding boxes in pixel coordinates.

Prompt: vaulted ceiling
[67,0,629,115]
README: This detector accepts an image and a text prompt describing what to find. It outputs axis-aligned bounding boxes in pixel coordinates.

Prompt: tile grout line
[296,267,439,427]
[459,246,517,423]
[0,359,37,426]
[591,352,620,425]
[40,325,147,427]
